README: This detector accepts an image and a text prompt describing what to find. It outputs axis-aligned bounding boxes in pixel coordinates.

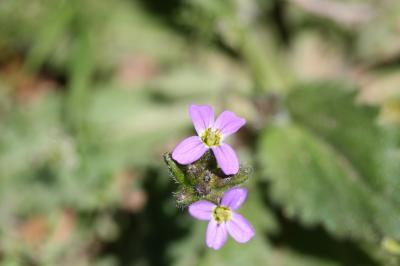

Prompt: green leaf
[287,83,400,199]
[258,83,400,241]
[287,83,385,189]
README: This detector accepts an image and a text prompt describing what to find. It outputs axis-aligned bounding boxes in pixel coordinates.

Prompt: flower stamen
[212,206,232,224]
[201,128,222,147]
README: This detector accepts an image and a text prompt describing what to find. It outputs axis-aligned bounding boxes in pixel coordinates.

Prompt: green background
[0,0,400,265]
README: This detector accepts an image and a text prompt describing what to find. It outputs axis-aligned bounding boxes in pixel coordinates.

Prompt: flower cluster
[168,104,254,250]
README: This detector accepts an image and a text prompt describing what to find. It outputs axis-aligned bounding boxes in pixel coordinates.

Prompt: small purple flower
[188,187,255,250]
[172,104,245,175]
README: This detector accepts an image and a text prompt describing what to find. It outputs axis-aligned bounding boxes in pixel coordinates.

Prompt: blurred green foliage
[0,0,400,265]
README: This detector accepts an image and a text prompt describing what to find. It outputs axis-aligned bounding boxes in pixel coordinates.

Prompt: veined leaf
[258,83,400,241]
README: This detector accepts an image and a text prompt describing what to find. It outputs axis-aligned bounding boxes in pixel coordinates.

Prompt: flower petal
[172,136,208,164]
[189,201,215,220]
[221,187,248,210]
[226,213,255,243]
[189,104,215,135]
[212,144,239,175]
[206,220,228,250]
[214,111,245,137]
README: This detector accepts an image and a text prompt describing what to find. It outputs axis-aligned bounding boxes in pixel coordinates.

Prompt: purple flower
[172,104,245,175]
[188,187,255,250]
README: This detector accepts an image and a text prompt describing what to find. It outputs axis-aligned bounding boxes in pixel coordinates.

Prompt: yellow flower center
[212,206,232,224]
[201,128,222,147]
